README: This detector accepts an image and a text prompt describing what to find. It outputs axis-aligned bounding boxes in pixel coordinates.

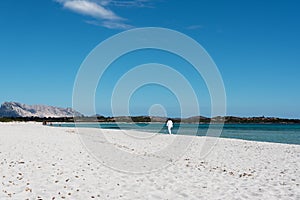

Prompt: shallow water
[53,123,300,145]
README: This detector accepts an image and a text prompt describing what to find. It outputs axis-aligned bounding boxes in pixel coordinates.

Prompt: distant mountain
[0,102,83,118]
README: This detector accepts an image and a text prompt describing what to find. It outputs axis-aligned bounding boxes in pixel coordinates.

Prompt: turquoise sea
[54,123,300,145]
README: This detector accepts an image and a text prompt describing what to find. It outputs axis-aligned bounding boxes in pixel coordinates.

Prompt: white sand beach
[0,122,299,199]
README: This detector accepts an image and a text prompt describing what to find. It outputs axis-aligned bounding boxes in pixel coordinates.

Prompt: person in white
[166,119,173,134]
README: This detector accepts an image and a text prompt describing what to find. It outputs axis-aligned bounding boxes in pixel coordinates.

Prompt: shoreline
[49,122,300,146]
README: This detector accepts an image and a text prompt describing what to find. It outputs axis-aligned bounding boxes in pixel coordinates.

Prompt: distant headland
[0,102,299,124]
[1,115,300,124]
[69,115,300,124]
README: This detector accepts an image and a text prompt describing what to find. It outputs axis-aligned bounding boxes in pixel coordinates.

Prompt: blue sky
[0,0,299,118]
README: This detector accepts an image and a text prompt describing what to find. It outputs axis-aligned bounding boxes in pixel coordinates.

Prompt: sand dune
[0,123,299,199]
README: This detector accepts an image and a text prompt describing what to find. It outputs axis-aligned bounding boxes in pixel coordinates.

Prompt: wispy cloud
[103,0,154,8]
[101,20,134,29]
[85,20,133,29]
[186,25,203,30]
[55,0,148,29]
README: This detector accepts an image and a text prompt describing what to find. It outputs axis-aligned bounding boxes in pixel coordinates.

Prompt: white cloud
[55,0,136,29]
[63,0,121,20]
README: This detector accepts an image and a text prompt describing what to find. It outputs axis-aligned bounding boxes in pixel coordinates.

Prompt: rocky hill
[0,102,83,118]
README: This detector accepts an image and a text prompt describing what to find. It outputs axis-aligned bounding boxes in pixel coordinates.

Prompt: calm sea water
[54,123,300,145]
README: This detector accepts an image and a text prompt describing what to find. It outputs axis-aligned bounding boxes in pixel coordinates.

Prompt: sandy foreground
[0,123,299,199]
